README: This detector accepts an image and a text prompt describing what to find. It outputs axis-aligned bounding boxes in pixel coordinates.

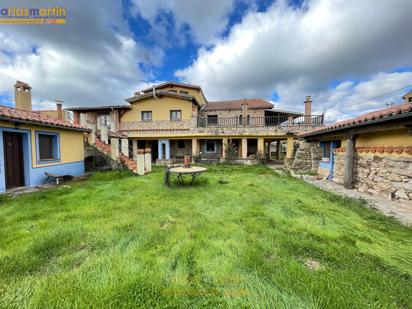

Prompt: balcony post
[241,138,248,159]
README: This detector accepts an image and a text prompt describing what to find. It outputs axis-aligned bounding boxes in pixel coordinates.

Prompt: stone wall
[333,152,412,201]
[170,140,192,158]
[290,140,322,173]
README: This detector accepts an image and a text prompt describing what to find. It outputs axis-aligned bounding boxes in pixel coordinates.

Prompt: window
[141,111,152,121]
[178,140,185,149]
[179,90,189,95]
[170,110,182,121]
[207,115,218,125]
[36,132,60,162]
[205,140,216,153]
[169,89,177,93]
[409,97,412,102]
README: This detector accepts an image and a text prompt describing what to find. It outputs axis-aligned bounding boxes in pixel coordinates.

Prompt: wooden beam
[343,135,356,189]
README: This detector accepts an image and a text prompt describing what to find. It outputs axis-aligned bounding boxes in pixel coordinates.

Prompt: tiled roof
[140,82,201,93]
[202,99,273,111]
[300,103,412,137]
[0,105,89,131]
[126,90,201,105]
[66,104,131,111]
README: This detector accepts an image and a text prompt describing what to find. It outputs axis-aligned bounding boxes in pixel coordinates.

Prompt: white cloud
[176,0,412,120]
[275,71,412,123]
[0,0,155,109]
[130,0,234,45]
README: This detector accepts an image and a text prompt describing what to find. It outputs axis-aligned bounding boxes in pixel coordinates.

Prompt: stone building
[299,96,412,202]
[67,81,324,165]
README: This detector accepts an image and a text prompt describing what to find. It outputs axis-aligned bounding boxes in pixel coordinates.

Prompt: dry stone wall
[290,140,322,173]
[333,152,412,201]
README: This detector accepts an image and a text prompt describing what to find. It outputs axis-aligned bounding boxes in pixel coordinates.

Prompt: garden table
[165,166,207,186]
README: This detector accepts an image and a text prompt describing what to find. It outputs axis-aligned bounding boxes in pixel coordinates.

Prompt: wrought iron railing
[197,115,324,127]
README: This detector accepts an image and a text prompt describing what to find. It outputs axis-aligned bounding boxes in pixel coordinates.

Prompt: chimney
[14,80,32,111]
[304,96,312,125]
[241,99,248,117]
[56,100,63,120]
[304,96,312,116]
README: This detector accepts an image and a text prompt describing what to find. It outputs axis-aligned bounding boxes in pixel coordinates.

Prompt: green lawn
[0,165,411,308]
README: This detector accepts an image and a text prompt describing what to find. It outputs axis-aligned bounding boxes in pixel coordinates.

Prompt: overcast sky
[0,0,411,122]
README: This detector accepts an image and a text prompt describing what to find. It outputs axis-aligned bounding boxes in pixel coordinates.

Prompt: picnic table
[164,166,207,186]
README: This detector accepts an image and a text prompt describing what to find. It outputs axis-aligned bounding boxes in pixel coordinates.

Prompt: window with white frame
[170,110,182,121]
[205,140,216,153]
[141,111,152,121]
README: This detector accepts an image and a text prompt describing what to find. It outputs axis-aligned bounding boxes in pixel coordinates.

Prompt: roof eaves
[0,116,90,132]
[300,110,412,138]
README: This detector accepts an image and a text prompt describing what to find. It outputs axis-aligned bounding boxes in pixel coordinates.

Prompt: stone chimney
[241,99,248,117]
[56,100,63,120]
[304,96,312,125]
[14,81,32,110]
[304,96,312,116]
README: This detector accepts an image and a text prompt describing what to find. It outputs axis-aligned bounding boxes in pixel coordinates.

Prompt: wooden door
[3,132,25,189]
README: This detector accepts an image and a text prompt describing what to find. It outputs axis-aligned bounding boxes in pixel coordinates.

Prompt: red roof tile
[300,103,412,137]
[0,105,89,131]
[203,99,273,111]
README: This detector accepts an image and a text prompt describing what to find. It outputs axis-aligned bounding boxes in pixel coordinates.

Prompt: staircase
[119,154,137,173]
[91,137,138,174]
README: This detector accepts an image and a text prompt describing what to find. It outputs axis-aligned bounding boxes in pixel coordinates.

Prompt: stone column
[344,136,356,189]
[132,140,138,159]
[276,141,281,159]
[286,136,294,159]
[136,149,145,176]
[241,138,248,159]
[121,138,129,157]
[192,138,198,156]
[222,138,228,158]
[257,138,264,155]
[144,148,152,173]
[110,138,119,161]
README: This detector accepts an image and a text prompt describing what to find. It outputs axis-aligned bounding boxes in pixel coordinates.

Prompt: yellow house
[0,82,88,193]
[300,99,412,201]
[69,82,324,164]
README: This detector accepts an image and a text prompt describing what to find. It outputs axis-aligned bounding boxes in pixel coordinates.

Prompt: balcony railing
[197,115,324,127]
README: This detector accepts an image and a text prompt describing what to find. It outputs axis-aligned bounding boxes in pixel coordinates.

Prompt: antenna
[385,102,394,108]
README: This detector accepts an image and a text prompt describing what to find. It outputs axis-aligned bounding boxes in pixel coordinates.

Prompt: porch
[128,137,296,164]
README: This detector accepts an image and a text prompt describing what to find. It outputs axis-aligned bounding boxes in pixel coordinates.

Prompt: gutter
[300,112,412,138]
[0,116,91,132]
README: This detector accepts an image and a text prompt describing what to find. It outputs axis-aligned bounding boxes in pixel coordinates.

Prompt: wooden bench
[44,172,73,185]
